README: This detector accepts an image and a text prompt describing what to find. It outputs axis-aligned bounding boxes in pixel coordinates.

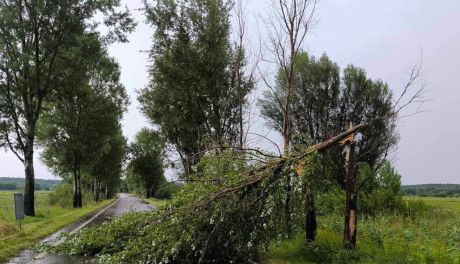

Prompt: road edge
[33,197,119,260]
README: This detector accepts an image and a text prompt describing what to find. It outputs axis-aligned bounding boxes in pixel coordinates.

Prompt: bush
[359,162,405,214]
[154,183,183,199]
[48,183,93,208]
[316,187,345,215]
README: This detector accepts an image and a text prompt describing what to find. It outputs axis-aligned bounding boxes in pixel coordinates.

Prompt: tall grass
[266,198,460,263]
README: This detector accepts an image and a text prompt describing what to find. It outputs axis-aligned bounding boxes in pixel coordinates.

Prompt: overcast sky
[1,0,459,185]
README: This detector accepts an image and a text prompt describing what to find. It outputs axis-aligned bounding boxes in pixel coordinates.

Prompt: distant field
[405,196,460,213]
[0,190,112,262]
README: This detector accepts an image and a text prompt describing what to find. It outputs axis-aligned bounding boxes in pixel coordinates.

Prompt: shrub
[48,183,93,208]
[316,187,345,215]
[154,183,183,199]
[359,162,405,214]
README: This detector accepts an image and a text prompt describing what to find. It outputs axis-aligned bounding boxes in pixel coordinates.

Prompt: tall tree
[89,126,128,201]
[128,128,166,198]
[38,47,128,208]
[259,52,398,241]
[0,0,135,215]
[263,0,318,236]
[139,0,254,177]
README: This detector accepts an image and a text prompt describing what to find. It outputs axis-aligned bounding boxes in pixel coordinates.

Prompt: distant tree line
[0,177,60,191]
[403,184,460,197]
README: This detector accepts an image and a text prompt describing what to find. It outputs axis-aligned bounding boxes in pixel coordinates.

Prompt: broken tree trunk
[343,139,358,249]
[141,124,366,227]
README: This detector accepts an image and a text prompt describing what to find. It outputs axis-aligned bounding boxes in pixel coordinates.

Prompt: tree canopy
[139,0,254,176]
[0,0,135,215]
[128,128,166,198]
[259,52,397,186]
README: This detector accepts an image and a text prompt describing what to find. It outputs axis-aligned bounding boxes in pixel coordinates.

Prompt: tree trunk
[146,184,151,198]
[305,177,317,242]
[343,142,358,249]
[284,172,292,237]
[92,180,96,201]
[283,75,293,238]
[95,179,100,203]
[24,135,35,216]
[73,159,82,208]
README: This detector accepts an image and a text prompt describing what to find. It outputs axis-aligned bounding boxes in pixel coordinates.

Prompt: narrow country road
[7,194,154,264]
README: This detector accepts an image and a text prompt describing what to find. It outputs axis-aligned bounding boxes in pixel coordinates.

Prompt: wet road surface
[6,194,154,264]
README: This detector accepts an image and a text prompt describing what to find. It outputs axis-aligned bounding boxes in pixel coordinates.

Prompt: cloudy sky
[1,0,459,185]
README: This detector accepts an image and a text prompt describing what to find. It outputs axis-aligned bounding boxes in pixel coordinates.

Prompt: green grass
[0,191,112,262]
[266,197,460,263]
[144,197,170,208]
[405,196,460,213]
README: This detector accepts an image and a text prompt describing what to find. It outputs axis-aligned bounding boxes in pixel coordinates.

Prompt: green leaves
[139,0,254,176]
[51,150,296,263]
[259,52,396,187]
[128,128,166,198]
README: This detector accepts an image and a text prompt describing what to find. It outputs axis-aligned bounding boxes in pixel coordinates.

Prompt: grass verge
[0,191,112,262]
[144,198,170,208]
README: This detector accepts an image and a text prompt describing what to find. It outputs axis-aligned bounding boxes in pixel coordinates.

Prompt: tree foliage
[128,128,166,198]
[0,0,135,215]
[259,52,396,187]
[45,125,364,263]
[139,0,254,176]
[37,32,128,207]
[358,161,404,214]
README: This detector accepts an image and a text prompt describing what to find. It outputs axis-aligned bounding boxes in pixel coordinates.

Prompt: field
[406,196,460,213]
[266,197,460,263]
[0,191,112,262]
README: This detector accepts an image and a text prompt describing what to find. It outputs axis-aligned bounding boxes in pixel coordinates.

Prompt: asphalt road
[7,194,154,264]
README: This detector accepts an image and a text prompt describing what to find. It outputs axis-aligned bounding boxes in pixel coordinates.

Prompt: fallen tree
[43,124,364,263]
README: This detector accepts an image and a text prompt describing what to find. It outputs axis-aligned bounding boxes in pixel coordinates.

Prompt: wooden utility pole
[342,123,358,249]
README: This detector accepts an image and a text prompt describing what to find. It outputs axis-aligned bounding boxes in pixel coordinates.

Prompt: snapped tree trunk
[343,142,358,249]
[305,177,317,242]
[24,134,35,216]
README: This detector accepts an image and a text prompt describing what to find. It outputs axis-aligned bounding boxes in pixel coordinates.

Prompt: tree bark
[73,158,82,208]
[95,179,100,202]
[343,142,358,249]
[284,172,292,237]
[24,134,35,216]
[283,76,293,238]
[305,177,317,242]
